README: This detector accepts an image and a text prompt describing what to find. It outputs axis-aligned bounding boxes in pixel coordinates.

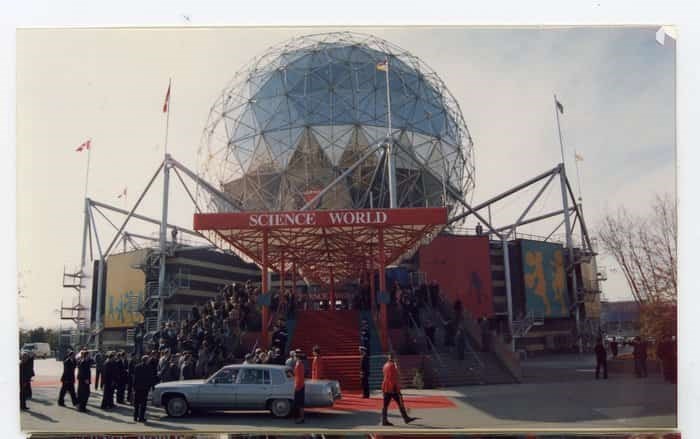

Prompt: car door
[198,367,239,409]
[235,367,271,409]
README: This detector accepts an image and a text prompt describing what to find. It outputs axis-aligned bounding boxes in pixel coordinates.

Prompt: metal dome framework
[198,32,475,214]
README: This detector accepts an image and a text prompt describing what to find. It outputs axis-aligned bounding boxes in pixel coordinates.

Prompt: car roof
[222,364,286,370]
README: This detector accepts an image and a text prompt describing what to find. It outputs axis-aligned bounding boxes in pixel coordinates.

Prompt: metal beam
[89,200,200,238]
[168,155,240,212]
[448,164,561,224]
[157,155,171,328]
[559,164,581,354]
[493,207,576,233]
[103,161,165,256]
[565,176,594,251]
[505,172,557,239]
[389,142,502,238]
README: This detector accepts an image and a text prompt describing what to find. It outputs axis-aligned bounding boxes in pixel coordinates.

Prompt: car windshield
[22,345,36,350]
[209,368,238,384]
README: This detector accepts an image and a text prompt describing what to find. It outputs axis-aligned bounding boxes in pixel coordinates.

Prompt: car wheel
[165,395,189,418]
[269,398,292,418]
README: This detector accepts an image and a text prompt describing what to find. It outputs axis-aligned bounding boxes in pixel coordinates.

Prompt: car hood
[155,379,206,389]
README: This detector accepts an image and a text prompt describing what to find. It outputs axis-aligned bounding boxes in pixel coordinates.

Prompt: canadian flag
[75,139,91,152]
[163,81,171,113]
[117,187,127,199]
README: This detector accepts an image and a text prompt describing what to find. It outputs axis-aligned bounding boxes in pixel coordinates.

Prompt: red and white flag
[163,81,171,113]
[75,139,91,152]
[117,187,128,199]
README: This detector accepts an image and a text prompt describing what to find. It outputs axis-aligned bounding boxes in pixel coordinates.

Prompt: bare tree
[598,194,677,304]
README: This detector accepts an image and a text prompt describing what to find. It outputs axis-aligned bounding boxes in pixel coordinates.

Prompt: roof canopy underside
[194,207,447,286]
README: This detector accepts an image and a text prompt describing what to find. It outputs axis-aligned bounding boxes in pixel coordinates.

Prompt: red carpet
[290,310,364,390]
[315,391,455,412]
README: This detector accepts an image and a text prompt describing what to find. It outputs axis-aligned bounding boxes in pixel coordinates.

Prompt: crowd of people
[129,280,294,381]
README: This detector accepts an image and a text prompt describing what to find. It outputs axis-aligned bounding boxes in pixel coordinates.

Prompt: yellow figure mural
[551,250,567,313]
[104,250,147,328]
[524,250,550,315]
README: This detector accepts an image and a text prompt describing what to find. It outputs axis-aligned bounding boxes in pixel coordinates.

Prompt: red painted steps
[290,310,362,390]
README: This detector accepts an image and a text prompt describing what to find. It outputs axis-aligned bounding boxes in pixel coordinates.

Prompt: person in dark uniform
[609,337,619,358]
[19,353,31,410]
[293,351,306,424]
[380,353,416,426]
[115,351,127,404]
[132,356,154,423]
[148,351,159,390]
[100,352,116,409]
[94,350,105,390]
[594,337,608,379]
[630,336,648,378]
[360,346,370,398]
[76,349,93,412]
[26,352,35,400]
[126,353,136,403]
[58,350,78,406]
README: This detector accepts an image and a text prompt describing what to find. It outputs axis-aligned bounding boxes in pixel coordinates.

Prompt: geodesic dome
[199,31,474,213]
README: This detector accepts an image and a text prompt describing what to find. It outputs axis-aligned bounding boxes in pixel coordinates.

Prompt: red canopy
[194,207,447,285]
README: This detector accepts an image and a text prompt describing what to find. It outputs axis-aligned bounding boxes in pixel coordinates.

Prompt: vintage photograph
[16,26,677,434]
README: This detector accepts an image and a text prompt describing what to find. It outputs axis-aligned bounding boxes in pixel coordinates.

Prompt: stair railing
[407,311,446,371]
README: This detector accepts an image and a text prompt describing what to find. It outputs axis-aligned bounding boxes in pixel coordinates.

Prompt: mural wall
[520,240,570,318]
[104,249,147,328]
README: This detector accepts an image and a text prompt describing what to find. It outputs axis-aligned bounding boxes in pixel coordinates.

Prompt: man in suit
[76,348,93,412]
[94,350,105,390]
[126,353,136,403]
[594,337,608,380]
[380,353,416,426]
[360,346,370,399]
[115,351,127,404]
[58,350,78,406]
[132,356,154,423]
[100,352,116,409]
[19,353,32,410]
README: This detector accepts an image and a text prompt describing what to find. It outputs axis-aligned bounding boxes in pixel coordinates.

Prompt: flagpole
[574,151,583,203]
[554,94,565,166]
[384,57,397,209]
[83,142,91,201]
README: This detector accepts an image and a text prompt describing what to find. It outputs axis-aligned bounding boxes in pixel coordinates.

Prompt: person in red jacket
[293,352,306,424]
[381,353,417,426]
[311,345,323,380]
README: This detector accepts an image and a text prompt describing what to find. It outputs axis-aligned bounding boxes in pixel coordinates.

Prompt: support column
[329,266,336,312]
[502,237,515,352]
[292,260,297,303]
[559,164,582,353]
[280,252,285,295]
[369,245,376,313]
[261,229,269,349]
[157,155,171,328]
[378,227,388,351]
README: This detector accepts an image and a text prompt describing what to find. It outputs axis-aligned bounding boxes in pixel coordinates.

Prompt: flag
[117,187,127,199]
[75,139,91,152]
[376,59,388,72]
[163,81,171,113]
[555,98,564,114]
[575,152,584,162]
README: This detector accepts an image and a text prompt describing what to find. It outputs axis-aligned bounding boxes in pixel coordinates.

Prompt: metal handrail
[426,302,485,371]
[407,311,446,370]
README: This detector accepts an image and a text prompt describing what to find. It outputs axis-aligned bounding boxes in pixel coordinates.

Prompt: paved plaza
[20,355,676,434]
